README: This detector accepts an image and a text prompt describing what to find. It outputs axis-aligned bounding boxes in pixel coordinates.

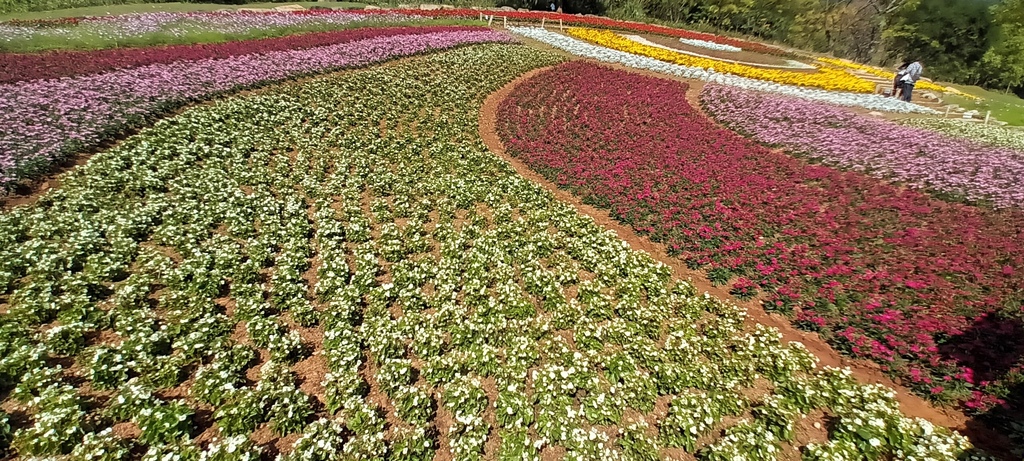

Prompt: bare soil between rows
[477,63,1016,458]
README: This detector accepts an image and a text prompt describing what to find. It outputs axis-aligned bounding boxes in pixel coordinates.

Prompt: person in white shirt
[899,60,923,102]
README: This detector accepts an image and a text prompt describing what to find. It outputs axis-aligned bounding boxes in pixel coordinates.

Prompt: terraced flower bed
[509,27,933,114]
[496,61,1024,413]
[0,26,510,190]
[700,84,1024,208]
[901,118,1024,151]
[0,10,416,52]
[0,25,486,84]
[816,57,973,98]
[0,45,977,460]
[361,7,789,55]
[566,28,873,93]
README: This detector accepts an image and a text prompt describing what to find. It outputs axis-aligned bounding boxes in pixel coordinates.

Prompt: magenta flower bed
[699,84,1024,208]
[0,27,512,188]
[0,25,481,84]
[497,61,1024,412]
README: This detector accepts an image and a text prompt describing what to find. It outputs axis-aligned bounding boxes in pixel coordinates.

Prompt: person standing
[892,63,908,98]
[899,59,923,102]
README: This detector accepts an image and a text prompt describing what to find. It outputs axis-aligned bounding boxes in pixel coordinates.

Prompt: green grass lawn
[944,84,1024,127]
[0,2,366,21]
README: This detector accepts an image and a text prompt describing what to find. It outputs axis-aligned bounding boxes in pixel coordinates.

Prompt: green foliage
[136,400,194,445]
[201,435,262,461]
[884,0,996,84]
[215,389,266,436]
[982,0,1024,89]
[71,428,131,461]
[0,411,11,455]
[13,384,87,456]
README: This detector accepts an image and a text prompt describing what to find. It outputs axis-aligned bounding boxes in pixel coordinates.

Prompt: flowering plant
[569,27,875,93]
[497,61,1024,414]
[0,45,980,459]
[0,26,513,189]
[700,83,1024,207]
[509,27,935,114]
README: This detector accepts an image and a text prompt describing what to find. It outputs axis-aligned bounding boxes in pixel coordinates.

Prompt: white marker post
[559,18,563,31]
[487,15,493,26]
[985,111,991,125]
[541,17,545,28]
[503,15,507,28]
[944,106,951,118]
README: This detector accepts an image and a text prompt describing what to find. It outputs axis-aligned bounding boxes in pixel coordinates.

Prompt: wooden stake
[487,15,493,26]
[985,111,991,125]
[503,15,507,28]
[559,18,563,31]
[944,106,950,118]
[541,17,545,28]
[479,12,483,21]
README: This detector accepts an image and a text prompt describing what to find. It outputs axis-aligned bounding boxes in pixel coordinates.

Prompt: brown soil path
[478,63,1015,458]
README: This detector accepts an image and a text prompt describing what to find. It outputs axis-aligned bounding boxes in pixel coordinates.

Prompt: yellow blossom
[567,28,876,93]
[816,57,977,98]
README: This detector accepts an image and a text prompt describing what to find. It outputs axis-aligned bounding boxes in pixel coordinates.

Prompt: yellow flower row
[567,28,876,94]
[816,57,977,99]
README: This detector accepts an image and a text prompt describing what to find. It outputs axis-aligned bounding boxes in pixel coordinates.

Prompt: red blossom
[496,61,1024,411]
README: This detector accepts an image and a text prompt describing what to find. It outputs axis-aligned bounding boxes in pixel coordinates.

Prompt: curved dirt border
[478,62,1014,457]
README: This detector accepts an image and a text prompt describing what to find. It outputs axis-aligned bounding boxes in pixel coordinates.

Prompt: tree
[883,0,997,83]
[982,0,1024,91]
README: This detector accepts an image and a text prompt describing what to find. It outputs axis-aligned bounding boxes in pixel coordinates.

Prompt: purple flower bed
[701,83,1024,208]
[0,28,513,188]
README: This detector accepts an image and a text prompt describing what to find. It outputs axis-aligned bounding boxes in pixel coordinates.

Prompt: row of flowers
[1,7,787,56]
[496,61,1024,413]
[700,84,1024,208]
[901,118,1024,151]
[359,7,789,55]
[816,57,975,98]
[0,26,513,189]
[568,27,875,93]
[624,33,816,69]
[509,26,936,114]
[679,37,742,52]
[0,10,414,50]
[0,44,976,460]
[0,25,482,84]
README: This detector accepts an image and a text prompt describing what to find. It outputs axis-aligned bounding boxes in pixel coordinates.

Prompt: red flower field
[496,61,1024,412]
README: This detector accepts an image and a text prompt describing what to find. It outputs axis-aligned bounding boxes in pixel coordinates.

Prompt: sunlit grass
[945,84,1024,127]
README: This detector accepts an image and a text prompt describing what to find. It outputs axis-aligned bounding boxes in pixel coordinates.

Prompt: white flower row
[510,27,937,114]
[625,33,817,69]
[679,37,743,52]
